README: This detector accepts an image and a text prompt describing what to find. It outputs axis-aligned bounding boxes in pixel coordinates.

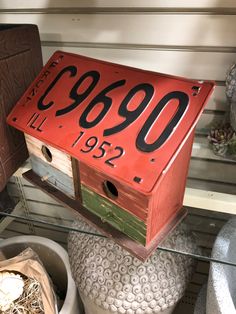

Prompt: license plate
[7,51,214,193]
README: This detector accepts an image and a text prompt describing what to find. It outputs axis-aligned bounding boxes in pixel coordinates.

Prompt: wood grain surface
[0,24,42,192]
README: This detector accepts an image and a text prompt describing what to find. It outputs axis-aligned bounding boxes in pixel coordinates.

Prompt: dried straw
[2,277,44,314]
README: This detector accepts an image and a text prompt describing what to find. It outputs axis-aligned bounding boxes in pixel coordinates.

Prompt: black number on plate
[80,136,98,153]
[37,65,191,159]
[38,66,77,110]
[72,134,123,166]
[93,141,111,159]
[71,131,84,147]
[103,83,154,136]
[136,91,189,152]
[105,146,124,167]
[79,80,126,129]
[56,70,100,116]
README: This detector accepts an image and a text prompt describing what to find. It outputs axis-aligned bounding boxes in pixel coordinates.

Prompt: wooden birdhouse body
[7,51,214,259]
[25,134,77,199]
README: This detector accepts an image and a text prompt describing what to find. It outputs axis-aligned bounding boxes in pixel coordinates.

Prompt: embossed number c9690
[37,66,189,153]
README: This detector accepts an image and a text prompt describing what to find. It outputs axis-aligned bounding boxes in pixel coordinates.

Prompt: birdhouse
[7,51,214,260]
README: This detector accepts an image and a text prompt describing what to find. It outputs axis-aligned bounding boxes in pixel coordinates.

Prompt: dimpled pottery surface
[68,218,198,314]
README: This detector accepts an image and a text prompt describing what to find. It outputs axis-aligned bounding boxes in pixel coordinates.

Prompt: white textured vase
[68,218,198,314]
[207,218,236,314]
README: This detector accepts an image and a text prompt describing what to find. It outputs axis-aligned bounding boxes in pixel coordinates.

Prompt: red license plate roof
[7,51,214,193]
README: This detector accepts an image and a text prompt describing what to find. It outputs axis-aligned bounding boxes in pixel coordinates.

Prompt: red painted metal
[7,51,215,195]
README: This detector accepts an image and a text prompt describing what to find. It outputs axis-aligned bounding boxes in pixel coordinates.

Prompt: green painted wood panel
[81,184,147,245]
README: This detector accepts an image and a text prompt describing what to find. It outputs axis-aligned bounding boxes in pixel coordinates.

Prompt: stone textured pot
[68,218,198,314]
[0,235,83,314]
[0,24,42,192]
[207,218,236,314]
[194,284,207,314]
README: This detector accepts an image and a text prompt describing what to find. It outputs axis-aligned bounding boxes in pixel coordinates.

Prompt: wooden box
[7,51,214,259]
[0,24,42,192]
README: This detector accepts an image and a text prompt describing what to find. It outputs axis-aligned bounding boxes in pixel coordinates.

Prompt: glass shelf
[0,202,235,267]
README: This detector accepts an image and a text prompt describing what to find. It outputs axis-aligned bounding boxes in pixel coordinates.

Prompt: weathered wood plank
[30,154,76,198]
[25,134,73,177]
[81,184,147,245]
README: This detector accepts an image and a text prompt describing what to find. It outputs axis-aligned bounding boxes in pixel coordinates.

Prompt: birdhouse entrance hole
[41,145,52,162]
[103,181,118,199]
